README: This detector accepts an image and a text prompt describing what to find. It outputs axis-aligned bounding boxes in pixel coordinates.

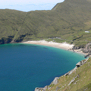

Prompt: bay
[0,43,85,91]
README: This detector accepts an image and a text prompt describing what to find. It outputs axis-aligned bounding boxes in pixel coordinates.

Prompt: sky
[0,0,64,12]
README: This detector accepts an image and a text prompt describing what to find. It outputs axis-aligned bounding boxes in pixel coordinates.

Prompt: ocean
[0,43,85,91]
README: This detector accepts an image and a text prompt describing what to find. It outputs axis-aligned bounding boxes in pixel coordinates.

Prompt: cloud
[1,0,64,4]
[0,0,64,12]
[0,3,56,12]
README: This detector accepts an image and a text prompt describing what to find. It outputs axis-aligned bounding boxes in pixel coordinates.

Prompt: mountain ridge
[0,0,91,48]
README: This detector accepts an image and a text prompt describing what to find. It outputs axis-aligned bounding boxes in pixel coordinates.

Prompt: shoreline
[22,40,88,91]
[34,58,89,91]
[22,40,74,50]
[22,40,87,56]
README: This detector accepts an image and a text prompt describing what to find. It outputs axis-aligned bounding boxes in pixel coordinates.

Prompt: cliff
[35,58,91,91]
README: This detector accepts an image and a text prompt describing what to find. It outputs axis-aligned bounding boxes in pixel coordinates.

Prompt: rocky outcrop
[34,58,89,91]
[52,77,59,85]
[68,74,79,86]
[34,77,59,91]
[14,35,26,42]
[82,43,91,53]
[14,33,32,42]
[76,58,88,67]
[0,36,14,44]
[65,67,77,76]
[65,58,89,76]
[35,86,49,91]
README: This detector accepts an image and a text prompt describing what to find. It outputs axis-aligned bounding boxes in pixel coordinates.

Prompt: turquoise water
[0,43,85,91]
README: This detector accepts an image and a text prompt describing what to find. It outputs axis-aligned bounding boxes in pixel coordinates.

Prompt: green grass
[0,0,91,90]
[47,58,91,91]
[0,0,91,47]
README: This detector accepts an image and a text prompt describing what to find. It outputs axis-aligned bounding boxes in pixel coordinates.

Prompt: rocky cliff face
[0,36,14,44]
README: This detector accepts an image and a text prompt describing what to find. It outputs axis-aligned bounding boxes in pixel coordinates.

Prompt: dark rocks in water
[85,54,89,58]
[43,47,48,49]
[76,59,88,68]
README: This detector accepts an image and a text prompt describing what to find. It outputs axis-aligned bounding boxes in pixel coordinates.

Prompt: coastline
[22,40,88,91]
[22,40,74,50]
[34,58,89,91]
[22,40,87,55]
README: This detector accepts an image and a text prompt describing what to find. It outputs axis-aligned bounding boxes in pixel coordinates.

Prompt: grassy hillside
[47,58,91,91]
[0,0,91,47]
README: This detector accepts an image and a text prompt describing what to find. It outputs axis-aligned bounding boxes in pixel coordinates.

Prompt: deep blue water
[0,43,85,91]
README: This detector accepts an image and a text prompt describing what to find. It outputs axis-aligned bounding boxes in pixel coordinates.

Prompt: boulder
[35,86,48,91]
[52,77,59,85]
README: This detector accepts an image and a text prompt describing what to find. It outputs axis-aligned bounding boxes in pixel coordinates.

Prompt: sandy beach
[22,40,88,91]
[22,40,74,50]
[22,40,88,56]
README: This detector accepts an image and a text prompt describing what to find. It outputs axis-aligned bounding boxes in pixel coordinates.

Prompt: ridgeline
[0,0,91,48]
[1,0,91,91]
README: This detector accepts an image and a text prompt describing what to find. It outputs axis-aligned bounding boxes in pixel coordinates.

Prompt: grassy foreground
[46,58,91,91]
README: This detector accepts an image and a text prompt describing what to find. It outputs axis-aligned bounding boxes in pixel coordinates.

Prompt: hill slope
[0,0,91,47]
[46,58,91,91]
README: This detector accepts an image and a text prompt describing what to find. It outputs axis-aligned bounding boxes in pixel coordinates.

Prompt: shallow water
[0,43,85,91]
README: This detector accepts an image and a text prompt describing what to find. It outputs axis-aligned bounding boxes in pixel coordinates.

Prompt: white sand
[22,40,74,50]
[22,40,88,55]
